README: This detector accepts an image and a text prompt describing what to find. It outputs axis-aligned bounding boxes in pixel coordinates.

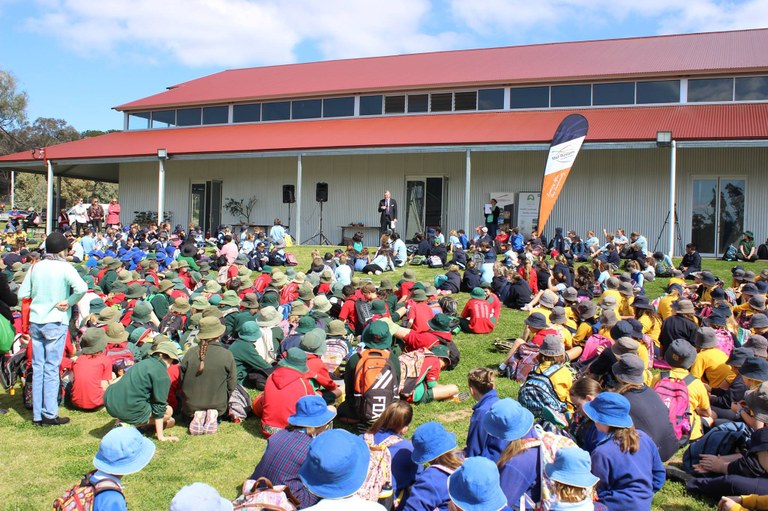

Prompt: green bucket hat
[410,289,428,302]
[256,306,282,328]
[97,307,121,325]
[197,316,226,340]
[238,321,262,342]
[191,295,211,310]
[313,295,332,313]
[362,320,392,349]
[470,287,485,300]
[295,316,316,334]
[204,280,222,294]
[234,253,249,266]
[80,328,108,355]
[279,347,308,373]
[370,300,387,315]
[241,293,260,310]
[219,290,241,308]
[125,283,146,299]
[260,291,280,309]
[106,323,129,343]
[300,328,327,355]
[327,319,347,337]
[291,302,310,317]
[132,301,153,322]
[429,313,453,333]
[298,283,315,302]
[150,340,179,361]
[89,297,106,315]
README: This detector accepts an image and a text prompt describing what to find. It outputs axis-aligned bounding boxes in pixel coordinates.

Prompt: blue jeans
[30,322,68,420]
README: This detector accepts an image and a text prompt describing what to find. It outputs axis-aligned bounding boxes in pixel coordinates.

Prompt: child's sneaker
[203,409,219,434]
[189,410,206,435]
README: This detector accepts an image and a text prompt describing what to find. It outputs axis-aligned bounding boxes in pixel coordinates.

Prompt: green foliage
[224,195,258,224]
[0,69,27,132]
[0,251,765,510]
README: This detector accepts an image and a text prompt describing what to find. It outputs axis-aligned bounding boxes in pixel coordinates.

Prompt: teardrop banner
[537,114,589,233]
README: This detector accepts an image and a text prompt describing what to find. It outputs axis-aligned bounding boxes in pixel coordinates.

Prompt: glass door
[191,183,206,230]
[191,180,223,236]
[404,177,445,242]
[691,177,746,256]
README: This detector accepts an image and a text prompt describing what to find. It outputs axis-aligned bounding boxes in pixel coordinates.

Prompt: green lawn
[1,247,764,510]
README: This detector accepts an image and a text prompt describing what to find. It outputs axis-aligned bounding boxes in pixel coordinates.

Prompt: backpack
[759,243,768,260]
[653,371,696,444]
[579,334,613,364]
[518,364,568,418]
[354,349,398,423]
[321,337,350,376]
[53,471,123,511]
[682,422,751,474]
[284,253,299,266]
[355,299,373,335]
[228,384,252,423]
[723,244,738,261]
[714,328,735,357]
[438,296,458,316]
[355,433,401,505]
[159,312,186,340]
[397,349,428,399]
[426,333,460,370]
[232,477,299,511]
[505,342,540,382]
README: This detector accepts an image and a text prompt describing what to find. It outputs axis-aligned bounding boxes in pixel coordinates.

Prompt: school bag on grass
[682,421,751,475]
[228,384,252,423]
[355,433,401,509]
[232,477,299,510]
[284,252,299,266]
[354,349,398,423]
[321,337,350,376]
[504,342,540,382]
[53,471,122,511]
[397,349,428,400]
[653,371,696,446]
[518,364,568,418]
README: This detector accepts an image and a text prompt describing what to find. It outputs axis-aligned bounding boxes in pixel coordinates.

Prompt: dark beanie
[45,232,69,254]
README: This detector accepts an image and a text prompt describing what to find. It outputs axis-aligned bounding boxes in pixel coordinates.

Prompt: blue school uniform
[90,471,126,511]
[465,389,500,458]
[590,430,665,511]
[397,465,451,511]
[368,430,422,498]
[497,429,541,507]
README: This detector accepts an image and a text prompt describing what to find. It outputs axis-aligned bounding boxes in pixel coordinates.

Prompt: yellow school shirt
[651,368,710,441]
[658,295,678,320]
[551,325,575,350]
[536,361,574,412]
[564,305,579,323]
[639,314,662,347]
[690,348,735,389]
[529,306,553,319]
[573,322,593,347]
[733,302,759,318]
[598,289,621,304]
[669,277,686,287]
[618,296,634,317]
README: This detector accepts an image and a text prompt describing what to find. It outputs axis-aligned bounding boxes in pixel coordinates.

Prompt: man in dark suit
[378,190,397,235]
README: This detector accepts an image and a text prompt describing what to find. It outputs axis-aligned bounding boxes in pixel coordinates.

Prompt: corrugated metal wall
[118,146,768,256]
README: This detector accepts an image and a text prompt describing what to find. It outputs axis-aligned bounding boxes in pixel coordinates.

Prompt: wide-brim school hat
[170,297,191,314]
[278,347,309,373]
[695,327,719,349]
[299,429,370,499]
[612,353,646,385]
[582,392,633,429]
[411,421,458,464]
[197,317,226,340]
[256,306,281,328]
[745,382,768,423]
[745,335,768,358]
[482,398,534,441]
[751,314,768,329]
[524,312,548,330]
[80,328,108,355]
[219,290,241,308]
[313,295,332,313]
[727,347,754,368]
[237,321,262,342]
[327,320,347,337]
[428,313,453,333]
[544,447,599,489]
[740,357,768,381]
[93,426,156,476]
[448,457,508,511]
[672,299,696,315]
[299,328,327,356]
[664,338,697,369]
[362,320,393,349]
[288,395,336,428]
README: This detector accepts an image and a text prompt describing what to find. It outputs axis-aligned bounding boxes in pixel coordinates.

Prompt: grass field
[1,246,765,510]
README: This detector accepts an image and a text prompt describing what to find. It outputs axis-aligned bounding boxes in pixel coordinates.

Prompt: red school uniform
[403,329,453,352]
[407,301,435,333]
[461,298,496,334]
[304,354,337,392]
[338,298,359,333]
[253,273,272,294]
[71,354,113,410]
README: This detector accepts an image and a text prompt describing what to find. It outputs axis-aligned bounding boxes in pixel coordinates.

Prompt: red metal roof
[116,29,768,111]
[1,104,767,164]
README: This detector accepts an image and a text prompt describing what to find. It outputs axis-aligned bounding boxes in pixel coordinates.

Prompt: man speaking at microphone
[378,190,398,235]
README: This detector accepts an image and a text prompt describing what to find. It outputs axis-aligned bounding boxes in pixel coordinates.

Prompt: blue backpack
[518,364,568,418]
[682,422,751,474]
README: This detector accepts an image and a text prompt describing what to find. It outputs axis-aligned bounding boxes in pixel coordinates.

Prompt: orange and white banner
[537,114,589,233]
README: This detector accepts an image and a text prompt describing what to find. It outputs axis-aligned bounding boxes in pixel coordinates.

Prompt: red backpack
[653,371,696,444]
[353,349,398,422]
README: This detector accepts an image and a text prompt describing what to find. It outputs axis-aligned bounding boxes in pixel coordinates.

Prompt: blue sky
[1,0,766,132]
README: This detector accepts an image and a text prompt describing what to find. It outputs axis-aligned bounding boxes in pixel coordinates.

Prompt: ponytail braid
[197,339,209,375]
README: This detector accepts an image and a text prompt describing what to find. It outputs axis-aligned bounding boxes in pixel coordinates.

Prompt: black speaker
[282,185,295,204]
[316,182,328,203]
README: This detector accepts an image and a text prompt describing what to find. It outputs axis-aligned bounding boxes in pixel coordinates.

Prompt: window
[292,99,322,119]
[322,97,354,117]
[688,78,733,102]
[360,95,383,115]
[262,101,291,121]
[636,80,680,104]
[233,103,261,123]
[152,110,176,128]
[177,108,201,126]
[203,106,229,124]
[128,112,151,130]
[408,94,429,113]
[551,84,591,107]
[454,91,477,111]
[735,76,768,101]
[478,88,504,110]
[384,95,406,114]
[430,93,452,112]
[510,87,549,109]
[593,82,634,105]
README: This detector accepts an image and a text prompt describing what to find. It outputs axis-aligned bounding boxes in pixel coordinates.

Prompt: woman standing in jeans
[18,232,87,426]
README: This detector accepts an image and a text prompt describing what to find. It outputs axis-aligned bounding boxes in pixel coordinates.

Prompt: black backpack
[355,299,373,335]
[159,312,186,340]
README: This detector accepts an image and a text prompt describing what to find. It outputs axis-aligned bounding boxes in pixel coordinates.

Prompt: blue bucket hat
[288,395,336,428]
[544,447,599,489]
[582,392,633,428]
[93,426,156,475]
[299,429,370,499]
[483,398,534,441]
[448,457,508,511]
[170,483,233,511]
[411,422,457,464]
